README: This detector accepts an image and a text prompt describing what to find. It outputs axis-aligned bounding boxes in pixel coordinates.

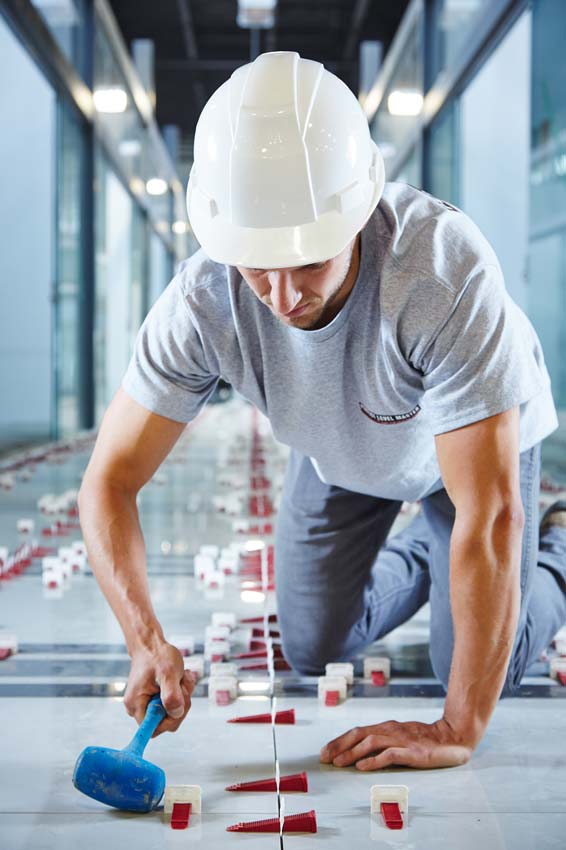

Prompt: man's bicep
[434,406,523,523]
[82,387,188,494]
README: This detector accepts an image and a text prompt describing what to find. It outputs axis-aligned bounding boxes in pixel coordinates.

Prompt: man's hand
[320,718,473,770]
[124,642,195,737]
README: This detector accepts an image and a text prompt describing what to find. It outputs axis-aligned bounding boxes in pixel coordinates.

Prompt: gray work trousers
[274,442,566,695]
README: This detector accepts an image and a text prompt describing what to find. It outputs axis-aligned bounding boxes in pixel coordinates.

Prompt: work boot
[540,499,566,534]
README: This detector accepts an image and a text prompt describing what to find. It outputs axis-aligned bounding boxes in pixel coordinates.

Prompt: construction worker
[79,52,566,770]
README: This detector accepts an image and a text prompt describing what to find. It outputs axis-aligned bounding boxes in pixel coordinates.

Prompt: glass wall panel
[529,0,566,476]
[149,231,170,307]
[430,0,492,82]
[93,17,174,241]
[30,0,88,77]
[396,143,422,187]
[93,17,145,187]
[130,205,147,345]
[426,101,459,205]
[94,149,134,422]
[55,102,84,437]
[0,14,55,452]
[459,9,531,308]
[370,6,424,175]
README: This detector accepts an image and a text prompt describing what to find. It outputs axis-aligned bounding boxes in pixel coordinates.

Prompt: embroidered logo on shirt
[359,400,421,424]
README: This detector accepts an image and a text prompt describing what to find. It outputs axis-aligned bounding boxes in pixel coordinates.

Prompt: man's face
[237,235,359,330]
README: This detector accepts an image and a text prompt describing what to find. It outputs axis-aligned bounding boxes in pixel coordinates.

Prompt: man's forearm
[442,511,524,746]
[78,480,166,657]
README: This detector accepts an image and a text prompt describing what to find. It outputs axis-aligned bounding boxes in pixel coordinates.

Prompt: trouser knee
[280,627,356,676]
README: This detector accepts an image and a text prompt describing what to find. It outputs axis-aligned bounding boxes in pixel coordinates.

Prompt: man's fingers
[320,726,370,763]
[355,747,413,771]
[151,675,193,737]
[332,734,392,767]
[128,689,160,726]
[159,676,186,718]
[182,671,196,695]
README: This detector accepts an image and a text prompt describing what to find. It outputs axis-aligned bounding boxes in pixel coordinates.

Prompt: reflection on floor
[0,399,565,848]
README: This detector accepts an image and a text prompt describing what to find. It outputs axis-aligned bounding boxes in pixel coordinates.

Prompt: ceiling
[108,0,410,182]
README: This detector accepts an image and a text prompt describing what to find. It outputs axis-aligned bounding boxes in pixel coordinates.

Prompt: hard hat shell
[186,51,385,268]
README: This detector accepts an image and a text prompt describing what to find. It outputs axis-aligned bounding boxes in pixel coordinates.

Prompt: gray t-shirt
[122,182,558,502]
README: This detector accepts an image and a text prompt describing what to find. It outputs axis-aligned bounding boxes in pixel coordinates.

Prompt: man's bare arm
[320,406,524,770]
[78,387,193,732]
[435,405,524,745]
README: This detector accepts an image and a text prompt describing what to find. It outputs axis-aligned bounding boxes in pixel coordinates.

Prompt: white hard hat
[186,51,385,268]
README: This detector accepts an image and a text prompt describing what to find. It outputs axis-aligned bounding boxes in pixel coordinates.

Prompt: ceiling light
[387,89,423,117]
[172,220,188,234]
[146,177,168,195]
[237,0,277,28]
[93,87,128,113]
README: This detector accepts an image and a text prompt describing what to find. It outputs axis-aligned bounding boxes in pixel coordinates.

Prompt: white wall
[0,17,54,441]
[460,9,532,309]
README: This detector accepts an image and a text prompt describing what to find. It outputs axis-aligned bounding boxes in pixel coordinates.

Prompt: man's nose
[268,272,301,315]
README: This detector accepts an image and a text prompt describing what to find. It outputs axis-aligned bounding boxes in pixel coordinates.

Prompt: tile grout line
[254,404,284,846]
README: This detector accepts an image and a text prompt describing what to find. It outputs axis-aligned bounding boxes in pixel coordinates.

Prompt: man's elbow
[453,498,525,549]
[78,473,136,511]
[495,501,526,531]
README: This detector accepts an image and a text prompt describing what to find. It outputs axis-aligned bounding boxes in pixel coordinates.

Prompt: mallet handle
[123,694,166,757]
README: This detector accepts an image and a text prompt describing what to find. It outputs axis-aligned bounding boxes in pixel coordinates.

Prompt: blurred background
[0,0,564,478]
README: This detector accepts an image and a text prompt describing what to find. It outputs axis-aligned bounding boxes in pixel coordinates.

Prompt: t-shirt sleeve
[417,264,551,435]
[121,275,219,423]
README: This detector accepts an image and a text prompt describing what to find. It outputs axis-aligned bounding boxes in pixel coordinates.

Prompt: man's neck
[319,232,361,325]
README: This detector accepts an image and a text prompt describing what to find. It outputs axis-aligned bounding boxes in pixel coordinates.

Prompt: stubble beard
[285,242,357,330]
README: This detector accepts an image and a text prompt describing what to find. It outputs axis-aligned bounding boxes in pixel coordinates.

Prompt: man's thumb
[160,685,185,719]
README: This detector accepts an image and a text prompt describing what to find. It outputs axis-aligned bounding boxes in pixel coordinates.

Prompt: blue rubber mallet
[72,693,167,812]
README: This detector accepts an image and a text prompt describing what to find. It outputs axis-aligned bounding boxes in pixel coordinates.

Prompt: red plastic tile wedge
[227,810,317,833]
[32,546,56,558]
[228,708,295,725]
[558,671,566,686]
[371,670,386,687]
[274,708,295,724]
[232,650,268,660]
[0,648,13,661]
[228,711,272,724]
[226,776,277,792]
[325,690,340,707]
[225,772,308,793]
[381,802,403,830]
[280,772,308,792]
[251,627,281,638]
[240,614,278,624]
[171,802,191,830]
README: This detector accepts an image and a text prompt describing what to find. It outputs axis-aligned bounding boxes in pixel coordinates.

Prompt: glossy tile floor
[0,399,565,849]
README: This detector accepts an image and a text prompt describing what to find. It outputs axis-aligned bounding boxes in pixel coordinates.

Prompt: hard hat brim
[187,170,384,269]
